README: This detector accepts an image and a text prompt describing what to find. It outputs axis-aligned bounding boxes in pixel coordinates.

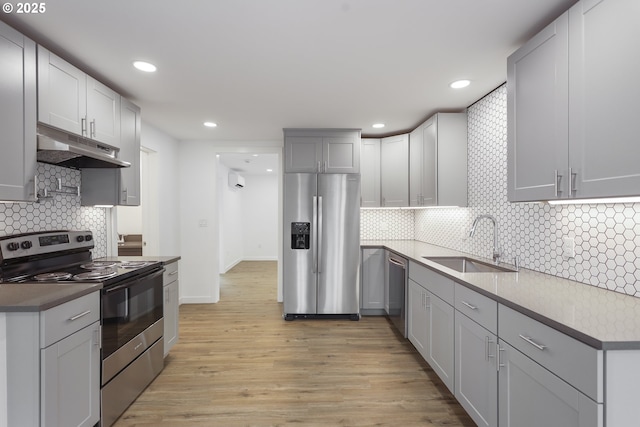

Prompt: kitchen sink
[423,256,517,273]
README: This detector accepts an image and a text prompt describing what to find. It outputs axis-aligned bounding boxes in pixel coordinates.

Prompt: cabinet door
[119,98,141,205]
[455,311,497,427]
[380,134,409,206]
[86,76,121,147]
[498,340,602,427]
[284,137,323,172]
[37,46,87,136]
[421,117,437,206]
[0,22,37,202]
[568,0,640,198]
[407,279,428,360]
[360,139,381,207]
[361,248,385,310]
[426,290,455,393]
[409,125,423,206]
[41,322,100,427]
[507,12,569,202]
[164,279,179,356]
[323,135,360,174]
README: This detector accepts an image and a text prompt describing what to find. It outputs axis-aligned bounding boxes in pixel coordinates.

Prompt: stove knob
[77,235,85,242]
[85,235,93,242]
[20,241,32,250]
[7,242,20,251]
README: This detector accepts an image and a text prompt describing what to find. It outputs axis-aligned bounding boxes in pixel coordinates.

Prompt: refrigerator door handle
[312,196,318,273]
[317,196,323,273]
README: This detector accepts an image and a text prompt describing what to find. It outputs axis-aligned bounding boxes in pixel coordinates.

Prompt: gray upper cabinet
[509,0,640,201]
[283,129,361,174]
[0,21,37,202]
[38,46,121,148]
[507,12,569,202]
[380,134,409,207]
[568,0,640,198]
[411,113,467,207]
[81,99,141,206]
[360,138,381,207]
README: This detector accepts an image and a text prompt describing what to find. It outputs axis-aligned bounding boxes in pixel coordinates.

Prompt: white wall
[140,122,181,256]
[218,163,244,272]
[242,174,278,260]
[178,141,219,303]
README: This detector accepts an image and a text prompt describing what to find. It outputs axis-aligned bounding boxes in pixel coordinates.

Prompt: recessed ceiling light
[450,79,471,89]
[252,154,259,157]
[266,169,273,172]
[372,123,385,129]
[204,122,217,128]
[133,61,157,72]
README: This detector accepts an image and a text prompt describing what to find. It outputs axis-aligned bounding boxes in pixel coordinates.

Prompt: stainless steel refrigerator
[283,173,361,320]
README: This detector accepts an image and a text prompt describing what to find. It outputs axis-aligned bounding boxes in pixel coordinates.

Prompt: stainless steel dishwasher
[385,252,407,337]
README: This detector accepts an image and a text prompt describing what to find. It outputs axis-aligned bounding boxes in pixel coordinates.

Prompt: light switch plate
[562,237,575,259]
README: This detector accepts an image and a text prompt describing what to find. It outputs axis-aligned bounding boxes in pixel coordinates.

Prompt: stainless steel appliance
[386,253,407,337]
[283,173,361,320]
[0,230,164,427]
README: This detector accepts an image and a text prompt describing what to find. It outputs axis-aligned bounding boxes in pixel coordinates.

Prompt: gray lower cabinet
[380,134,409,207]
[360,248,385,313]
[425,289,455,393]
[0,21,37,202]
[163,260,180,356]
[3,291,100,427]
[360,138,381,207]
[407,279,428,357]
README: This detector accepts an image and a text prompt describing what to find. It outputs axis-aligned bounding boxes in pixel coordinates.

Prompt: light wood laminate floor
[114,261,475,427]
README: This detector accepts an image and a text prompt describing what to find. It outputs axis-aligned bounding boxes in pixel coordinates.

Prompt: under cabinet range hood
[36,123,131,169]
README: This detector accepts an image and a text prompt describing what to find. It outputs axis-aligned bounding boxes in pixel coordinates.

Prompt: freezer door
[283,173,318,314]
[317,174,361,314]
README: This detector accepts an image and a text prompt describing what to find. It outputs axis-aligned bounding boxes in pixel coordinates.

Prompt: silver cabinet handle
[569,167,577,196]
[497,343,505,371]
[69,310,91,321]
[461,301,478,311]
[169,271,178,276]
[388,257,406,269]
[317,161,321,173]
[554,170,562,197]
[90,119,96,138]
[519,334,547,351]
[323,161,327,173]
[81,117,87,136]
[425,293,430,309]
[485,336,495,360]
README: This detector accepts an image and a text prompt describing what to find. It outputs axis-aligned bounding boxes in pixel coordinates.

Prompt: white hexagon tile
[0,163,108,258]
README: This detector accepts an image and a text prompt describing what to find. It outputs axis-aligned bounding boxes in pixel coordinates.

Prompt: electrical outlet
[562,237,575,259]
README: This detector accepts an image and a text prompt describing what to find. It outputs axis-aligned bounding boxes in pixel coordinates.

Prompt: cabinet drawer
[163,261,179,285]
[498,304,603,402]
[408,261,454,305]
[40,292,100,348]
[455,283,497,334]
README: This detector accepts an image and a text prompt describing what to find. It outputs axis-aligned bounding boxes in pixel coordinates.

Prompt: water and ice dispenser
[291,222,310,249]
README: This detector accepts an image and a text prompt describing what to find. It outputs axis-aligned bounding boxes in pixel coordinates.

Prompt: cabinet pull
[90,119,96,138]
[461,301,478,311]
[554,170,562,197]
[317,161,321,173]
[519,334,547,351]
[425,294,430,309]
[569,167,577,196]
[169,271,178,276]
[323,161,327,173]
[497,343,505,371]
[485,336,495,360]
[69,310,91,321]
[81,117,87,136]
[32,174,38,200]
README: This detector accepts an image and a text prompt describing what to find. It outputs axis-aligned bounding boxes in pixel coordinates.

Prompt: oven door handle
[103,268,165,293]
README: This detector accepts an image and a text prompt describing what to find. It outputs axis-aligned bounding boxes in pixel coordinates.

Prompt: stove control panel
[0,230,94,262]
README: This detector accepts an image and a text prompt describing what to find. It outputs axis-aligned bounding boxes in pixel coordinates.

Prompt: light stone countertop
[362,239,640,350]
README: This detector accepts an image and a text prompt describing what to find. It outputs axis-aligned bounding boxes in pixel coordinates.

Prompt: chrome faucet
[469,214,501,264]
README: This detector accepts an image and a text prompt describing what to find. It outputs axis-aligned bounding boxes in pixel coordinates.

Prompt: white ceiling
[218,153,279,176]
[2,0,576,142]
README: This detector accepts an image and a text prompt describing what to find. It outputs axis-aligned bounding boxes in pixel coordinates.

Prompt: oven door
[101,268,164,385]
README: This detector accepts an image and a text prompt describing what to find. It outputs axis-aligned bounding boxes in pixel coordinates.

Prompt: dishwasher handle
[388,256,406,269]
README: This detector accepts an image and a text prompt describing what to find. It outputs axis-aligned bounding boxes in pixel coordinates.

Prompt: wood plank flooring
[114,261,476,427]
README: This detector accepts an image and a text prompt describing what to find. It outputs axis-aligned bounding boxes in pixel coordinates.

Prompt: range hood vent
[36,124,131,169]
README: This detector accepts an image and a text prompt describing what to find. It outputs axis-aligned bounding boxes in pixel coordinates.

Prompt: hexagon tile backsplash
[0,163,108,258]
[414,85,640,297]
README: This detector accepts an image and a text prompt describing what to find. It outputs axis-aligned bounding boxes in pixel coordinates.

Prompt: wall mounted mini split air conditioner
[228,172,245,188]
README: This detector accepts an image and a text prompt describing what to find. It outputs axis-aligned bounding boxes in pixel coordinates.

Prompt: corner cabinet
[380,134,409,207]
[163,260,180,356]
[81,99,141,206]
[409,113,467,207]
[2,291,100,427]
[283,129,361,174]
[37,46,121,148]
[0,21,37,202]
[360,138,381,207]
[508,0,640,201]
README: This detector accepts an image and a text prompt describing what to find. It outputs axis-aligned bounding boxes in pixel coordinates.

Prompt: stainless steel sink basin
[423,256,517,273]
